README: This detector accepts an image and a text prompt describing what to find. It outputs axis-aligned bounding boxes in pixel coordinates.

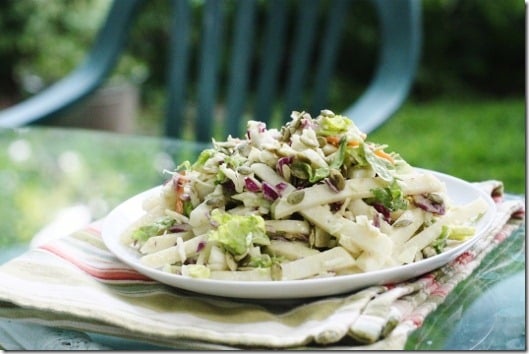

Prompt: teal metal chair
[0,0,421,143]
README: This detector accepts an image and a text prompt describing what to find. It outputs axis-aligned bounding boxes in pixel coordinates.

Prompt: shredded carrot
[175,199,184,214]
[374,149,395,164]
[326,135,341,146]
[174,173,188,214]
[326,135,361,148]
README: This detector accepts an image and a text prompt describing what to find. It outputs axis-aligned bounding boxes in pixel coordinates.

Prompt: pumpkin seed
[237,142,251,156]
[308,228,315,248]
[281,127,291,141]
[300,134,319,148]
[329,169,345,191]
[281,164,291,181]
[289,115,302,130]
[290,164,310,179]
[237,165,253,175]
[206,196,224,208]
[225,252,238,271]
[287,190,305,204]
[312,227,332,248]
[427,193,444,204]
[393,219,413,228]
[271,263,282,281]
[320,109,334,117]
[422,246,437,258]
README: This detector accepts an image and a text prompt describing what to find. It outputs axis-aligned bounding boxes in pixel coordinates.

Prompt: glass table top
[0,126,525,350]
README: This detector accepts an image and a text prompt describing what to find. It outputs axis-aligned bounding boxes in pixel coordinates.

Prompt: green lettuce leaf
[208,210,270,256]
[131,216,177,242]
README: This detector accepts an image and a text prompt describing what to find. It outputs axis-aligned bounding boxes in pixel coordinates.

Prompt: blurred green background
[1,0,524,102]
[0,0,525,246]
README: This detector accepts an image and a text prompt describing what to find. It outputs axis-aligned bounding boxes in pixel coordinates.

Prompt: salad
[121,110,488,281]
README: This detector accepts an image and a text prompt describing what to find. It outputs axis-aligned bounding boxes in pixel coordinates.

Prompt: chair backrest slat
[282,0,320,124]
[342,0,421,133]
[225,0,257,137]
[166,0,191,138]
[253,0,289,127]
[310,0,351,114]
[196,0,224,142]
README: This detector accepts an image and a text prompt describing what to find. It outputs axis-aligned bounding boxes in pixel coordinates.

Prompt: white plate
[101,169,496,299]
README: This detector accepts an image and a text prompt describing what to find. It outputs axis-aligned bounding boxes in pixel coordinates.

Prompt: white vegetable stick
[207,244,228,271]
[191,174,216,200]
[265,220,311,236]
[295,204,351,241]
[120,206,166,245]
[396,172,447,195]
[298,148,328,168]
[209,268,272,281]
[397,245,418,265]
[335,215,393,258]
[296,205,391,257]
[355,252,385,272]
[335,265,363,276]
[253,163,399,266]
[272,178,385,219]
[387,208,425,247]
[140,235,206,268]
[347,199,376,218]
[219,164,245,193]
[139,231,193,254]
[176,236,186,263]
[272,173,445,219]
[160,181,178,209]
[290,128,319,151]
[254,162,442,262]
[142,193,164,211]
[264,240,320,260]
[280,246,356,280]
[164,208,190,224]
[355,250,399,272]
[188,202,212,235]
[222,205,253,216]
[398,198,488,263]
[251,163,295,191]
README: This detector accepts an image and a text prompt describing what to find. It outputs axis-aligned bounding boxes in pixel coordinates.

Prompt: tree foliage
[0,0,524,108]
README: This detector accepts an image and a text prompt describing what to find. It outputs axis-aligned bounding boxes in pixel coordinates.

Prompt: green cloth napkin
[0,181,524,350]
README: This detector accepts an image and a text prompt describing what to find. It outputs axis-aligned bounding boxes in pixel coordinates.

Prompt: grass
[368,97,525,194]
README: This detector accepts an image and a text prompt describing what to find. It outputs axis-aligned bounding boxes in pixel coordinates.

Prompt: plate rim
[101,168,497,299]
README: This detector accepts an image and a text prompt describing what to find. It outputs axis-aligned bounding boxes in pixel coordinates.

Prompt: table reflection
[405,219,525,350]
[1,127,204,251]
[444,271,525,349]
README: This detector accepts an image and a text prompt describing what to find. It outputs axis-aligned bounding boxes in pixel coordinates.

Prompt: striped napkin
[0,181,524,350]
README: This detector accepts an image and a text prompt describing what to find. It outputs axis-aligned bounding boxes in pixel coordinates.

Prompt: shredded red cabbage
[262,182,280,201]
[412,194,446,215]
[196,241,206,253]
[301,117,314,129]
[244,176,262,192]
[372,203,391,222]
[276,156,293,177]
[275,182,288,194]
[324,178,339,193]
[372,213,381,228]
[168,224,191,233]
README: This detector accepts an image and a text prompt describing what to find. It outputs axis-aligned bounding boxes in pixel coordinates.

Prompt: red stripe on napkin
[40,244,152,282]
